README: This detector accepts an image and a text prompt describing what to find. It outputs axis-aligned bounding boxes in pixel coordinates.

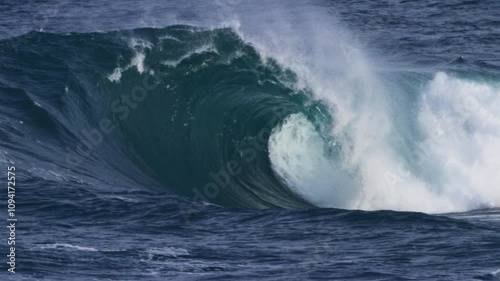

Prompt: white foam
[231,5,500,213]
[40,243,98,252]
[108,195,139,203]
[269,113,357,208]
[159,35,181,42]
[146,247,189,258]
[413,73,500,211]
[107,38,151,82]
[131,52,146,74]
[107,67,123,82]
[162,43,217,67]
[40,243,127,253]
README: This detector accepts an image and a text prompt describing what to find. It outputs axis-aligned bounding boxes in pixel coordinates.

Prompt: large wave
[1,21,499,213]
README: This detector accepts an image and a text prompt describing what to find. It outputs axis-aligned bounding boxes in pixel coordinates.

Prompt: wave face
[1,24,500,213]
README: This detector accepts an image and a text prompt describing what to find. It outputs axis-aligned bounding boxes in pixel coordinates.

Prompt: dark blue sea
[1,0,499,280]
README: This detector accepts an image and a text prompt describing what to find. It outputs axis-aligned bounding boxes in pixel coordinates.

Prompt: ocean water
[0,0,499,280]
